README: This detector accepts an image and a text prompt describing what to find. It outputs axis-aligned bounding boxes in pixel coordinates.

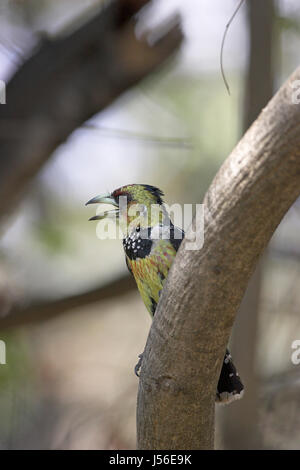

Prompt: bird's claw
[134,353,144,377]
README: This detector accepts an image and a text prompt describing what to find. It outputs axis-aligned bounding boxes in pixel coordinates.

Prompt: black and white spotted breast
[123,228,153,260]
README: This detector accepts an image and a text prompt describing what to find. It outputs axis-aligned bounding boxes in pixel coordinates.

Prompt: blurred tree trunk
[220,0,275,450]
[0,0,182,323]
[0,0,182,223]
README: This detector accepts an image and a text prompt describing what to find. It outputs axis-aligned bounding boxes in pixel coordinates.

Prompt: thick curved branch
[137,67,300,449]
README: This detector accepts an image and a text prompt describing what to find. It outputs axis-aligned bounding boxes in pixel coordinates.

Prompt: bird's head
[86,184,166,234]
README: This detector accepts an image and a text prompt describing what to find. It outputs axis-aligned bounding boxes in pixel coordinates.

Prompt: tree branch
[137,66,300,449]
[0,274,135,331]
[0,0,182,221]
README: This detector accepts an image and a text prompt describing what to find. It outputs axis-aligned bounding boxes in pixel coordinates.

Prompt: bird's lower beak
[86,194,119,221]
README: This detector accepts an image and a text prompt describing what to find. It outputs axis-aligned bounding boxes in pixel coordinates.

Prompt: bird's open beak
[86,193,119,221]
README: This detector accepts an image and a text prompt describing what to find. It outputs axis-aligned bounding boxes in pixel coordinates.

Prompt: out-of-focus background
[0,0,299,449]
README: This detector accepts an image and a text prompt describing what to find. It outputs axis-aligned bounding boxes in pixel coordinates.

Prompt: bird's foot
[134,353,144,377]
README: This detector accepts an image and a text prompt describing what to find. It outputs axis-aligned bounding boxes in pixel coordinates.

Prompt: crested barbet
[86,184,244,404]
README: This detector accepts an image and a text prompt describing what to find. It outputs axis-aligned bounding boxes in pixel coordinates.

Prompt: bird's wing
[169,225,184,252]
[125,255,133,276]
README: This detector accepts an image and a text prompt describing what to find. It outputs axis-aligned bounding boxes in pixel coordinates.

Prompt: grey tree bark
[136,66,300,450]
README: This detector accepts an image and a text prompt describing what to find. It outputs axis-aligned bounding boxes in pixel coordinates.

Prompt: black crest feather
[141,184,164,205]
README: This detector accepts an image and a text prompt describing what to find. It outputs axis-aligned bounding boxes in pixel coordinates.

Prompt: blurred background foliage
[0,0,299,449]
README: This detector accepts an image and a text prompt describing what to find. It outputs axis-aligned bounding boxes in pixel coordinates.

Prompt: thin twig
[220,0,245,95]
[83,123,193,149]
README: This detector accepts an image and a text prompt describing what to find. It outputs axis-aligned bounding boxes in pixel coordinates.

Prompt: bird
[86,183,244,404]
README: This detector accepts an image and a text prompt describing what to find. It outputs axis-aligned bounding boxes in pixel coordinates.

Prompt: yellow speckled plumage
[127,240,177,316]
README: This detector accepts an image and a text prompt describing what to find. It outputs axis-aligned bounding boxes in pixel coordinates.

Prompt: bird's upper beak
[86,193,119,221]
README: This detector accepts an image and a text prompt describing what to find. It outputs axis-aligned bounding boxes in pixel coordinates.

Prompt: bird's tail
[215,349,244,404]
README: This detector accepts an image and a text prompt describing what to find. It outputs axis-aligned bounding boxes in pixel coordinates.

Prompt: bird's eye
[136,225,140,232]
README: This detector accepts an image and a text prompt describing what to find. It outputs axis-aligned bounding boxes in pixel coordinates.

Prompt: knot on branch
[141,374,184,396]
